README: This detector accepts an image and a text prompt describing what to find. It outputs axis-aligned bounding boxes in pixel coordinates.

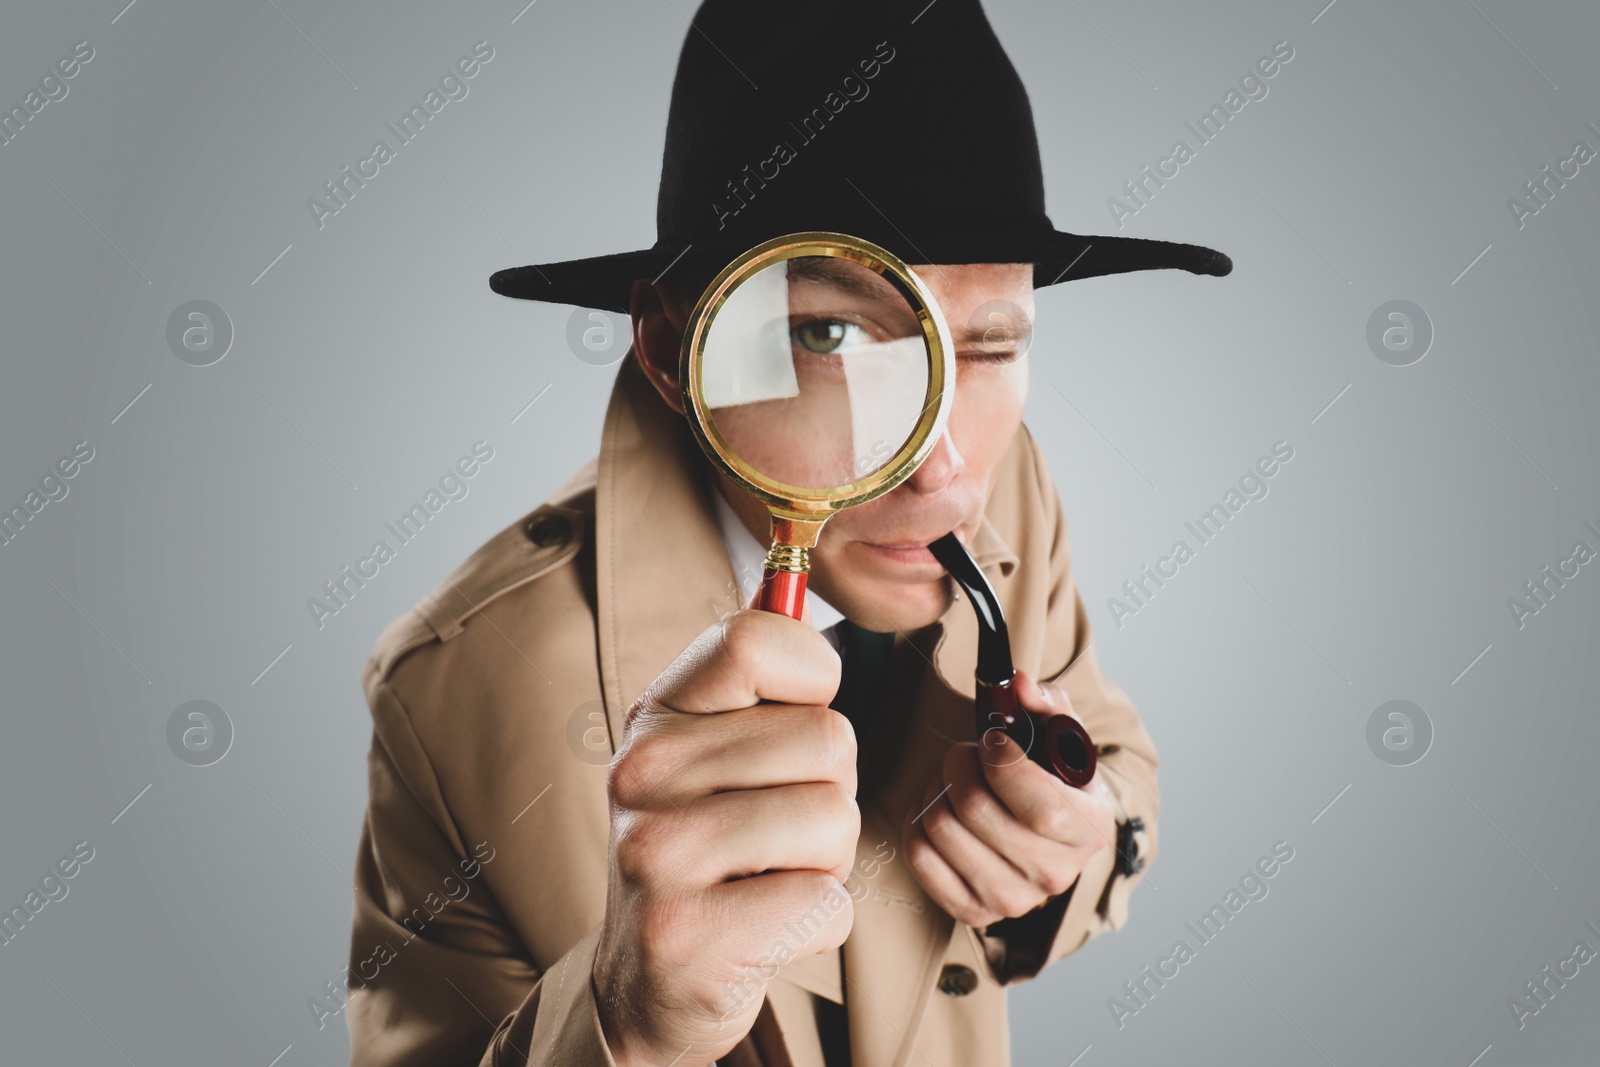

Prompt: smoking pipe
[928,532,1097,788]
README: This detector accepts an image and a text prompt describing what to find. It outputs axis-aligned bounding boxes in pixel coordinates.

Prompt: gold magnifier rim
[679,231,956,522]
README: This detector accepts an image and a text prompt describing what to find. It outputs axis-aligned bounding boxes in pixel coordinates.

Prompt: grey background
[1,0,1596,1064]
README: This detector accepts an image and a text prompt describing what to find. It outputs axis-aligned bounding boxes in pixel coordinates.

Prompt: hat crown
[486,0,1232,312]
[656,0,1050,252]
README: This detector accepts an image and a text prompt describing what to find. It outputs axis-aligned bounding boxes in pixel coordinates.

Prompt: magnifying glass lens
[700,255,932,491]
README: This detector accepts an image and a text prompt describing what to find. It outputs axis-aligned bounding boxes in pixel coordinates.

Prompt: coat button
[937,964,978,997]
[525,514,570,547]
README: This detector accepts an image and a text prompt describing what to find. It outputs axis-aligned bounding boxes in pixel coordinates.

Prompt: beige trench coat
[344,355,1159,1067]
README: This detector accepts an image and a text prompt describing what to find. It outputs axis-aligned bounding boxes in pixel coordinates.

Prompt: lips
[865,538,943,551]
[857,525,969,565]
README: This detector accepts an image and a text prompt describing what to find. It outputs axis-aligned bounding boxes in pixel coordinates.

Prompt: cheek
[950,362,1028,461]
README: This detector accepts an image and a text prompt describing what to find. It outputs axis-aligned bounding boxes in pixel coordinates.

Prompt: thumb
[1012,670,1075,719]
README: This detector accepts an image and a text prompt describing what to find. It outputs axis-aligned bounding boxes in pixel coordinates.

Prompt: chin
[816,559,952,633]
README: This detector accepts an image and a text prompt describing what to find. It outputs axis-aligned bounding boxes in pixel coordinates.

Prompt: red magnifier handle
[753,566,808,621]
[977,678,1097,788]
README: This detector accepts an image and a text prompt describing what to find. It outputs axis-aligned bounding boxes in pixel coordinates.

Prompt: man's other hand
[901,671,1115,928]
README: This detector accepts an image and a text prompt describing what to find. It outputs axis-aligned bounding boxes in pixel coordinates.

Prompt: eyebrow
[787,257,905,302]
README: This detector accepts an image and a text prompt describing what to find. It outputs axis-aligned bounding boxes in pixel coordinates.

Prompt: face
[631,261,1033,634]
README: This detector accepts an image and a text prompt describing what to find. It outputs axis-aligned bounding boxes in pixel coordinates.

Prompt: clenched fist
[593,609,860,1067]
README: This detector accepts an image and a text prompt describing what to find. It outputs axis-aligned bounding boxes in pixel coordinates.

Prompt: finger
[646,609,840,714]
[1009,671,1098,784]
[628,702,858,799]
[916,765,1046,919]
[680,781,859,885]
[979,732,1111,851]
[943,742,1080,890]
[1012,669,1071,718]
[704,868,856,964]
[901,802,999,928]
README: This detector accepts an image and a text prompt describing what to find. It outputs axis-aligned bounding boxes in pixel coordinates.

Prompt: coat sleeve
[345,681,619,1067]
[977,437,1161,987]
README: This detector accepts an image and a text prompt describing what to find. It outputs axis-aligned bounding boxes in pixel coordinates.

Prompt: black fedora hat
[489,0,1232,314]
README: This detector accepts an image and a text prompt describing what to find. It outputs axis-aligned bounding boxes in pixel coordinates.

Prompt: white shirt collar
[707,478,846,635]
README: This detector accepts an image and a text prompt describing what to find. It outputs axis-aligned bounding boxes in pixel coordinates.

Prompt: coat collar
[594,353,1020,1066]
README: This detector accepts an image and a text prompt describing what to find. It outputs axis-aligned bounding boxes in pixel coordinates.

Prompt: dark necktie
[829,619,896,742]
[814,619,896,1067]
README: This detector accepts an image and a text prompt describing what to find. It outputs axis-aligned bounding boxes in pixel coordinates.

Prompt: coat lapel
[595,354,748,736]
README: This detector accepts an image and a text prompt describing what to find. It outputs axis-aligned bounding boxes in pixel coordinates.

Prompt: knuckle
[606,759,641,809]
[613,812,674,882]
[943,890,989,928]
[808,777,855,819]
[620,692,652,735]
[606,751,649,810]
[796,783,859,878]
[608,730,674,809]
[792,706,855,784]
[950,781,1001,827]
[993,887,1037,919]
[717,610,767,676]
[830,786,861,853]
[1039,804,1077,842]
[799,868,849,909]
[1039,866,1076,897]
[903,828,936,869]
[922,798,957,842]
[819,708,858,777]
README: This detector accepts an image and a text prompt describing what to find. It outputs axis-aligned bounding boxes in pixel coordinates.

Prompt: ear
[629,278,689,415]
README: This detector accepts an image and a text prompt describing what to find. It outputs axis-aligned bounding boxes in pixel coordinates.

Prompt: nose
[906,427,964,494]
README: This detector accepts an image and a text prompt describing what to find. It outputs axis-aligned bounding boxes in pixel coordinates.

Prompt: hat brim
[488,229,1232,314]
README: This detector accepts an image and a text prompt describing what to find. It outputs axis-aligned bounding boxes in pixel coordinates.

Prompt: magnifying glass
[679,232,954,620]
[679,231,1095,788]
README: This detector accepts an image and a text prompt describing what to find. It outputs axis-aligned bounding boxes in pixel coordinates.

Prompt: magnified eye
[793,318,846,354]
[793,317,871,354]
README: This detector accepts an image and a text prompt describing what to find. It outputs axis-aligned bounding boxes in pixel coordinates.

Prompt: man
[344,2,1231,1064]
